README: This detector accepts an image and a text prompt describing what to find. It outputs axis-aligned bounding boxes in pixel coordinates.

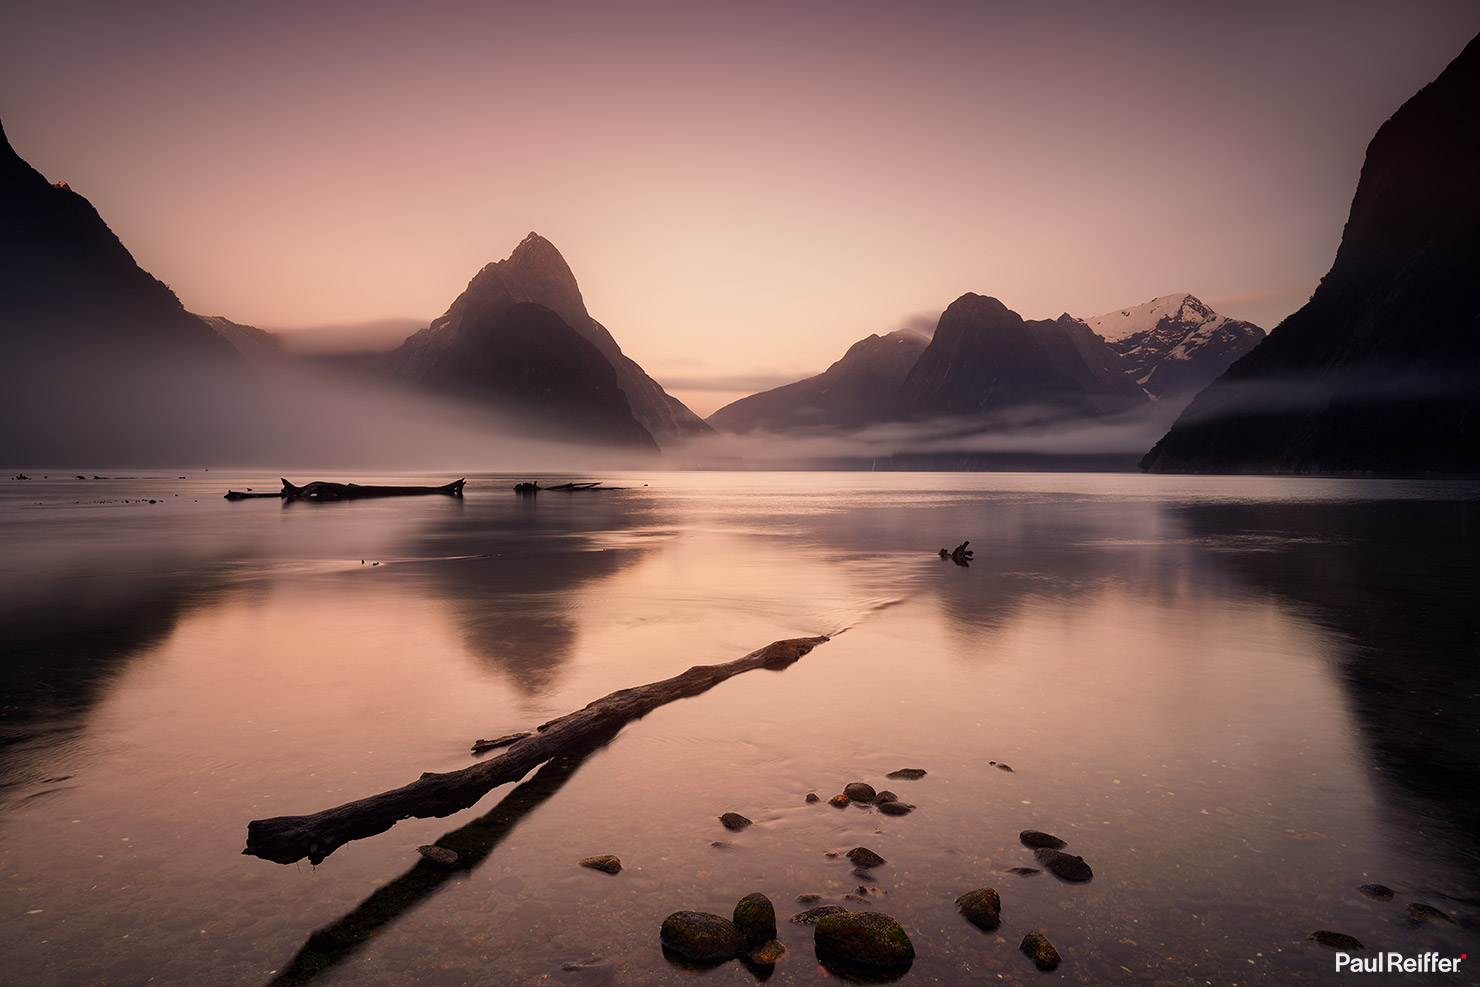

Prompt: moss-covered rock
[790,905,848,925]
[815,911,915,967]
[846,846,887,868]
[955,887,1001,930]
[719,812,753,831]
[660,911,745,960]
[1020,931,1061,970]
[578,854,622,874]
[1019,830,1066,849]
[843,782,877,802]
[1034,847,1093,881]
[733,892,777,946]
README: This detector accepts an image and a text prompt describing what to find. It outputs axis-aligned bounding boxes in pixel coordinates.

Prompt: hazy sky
[4,1,1478,415]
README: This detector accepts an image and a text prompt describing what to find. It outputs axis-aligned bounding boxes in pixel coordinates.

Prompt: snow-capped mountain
[1083,293,1265,401]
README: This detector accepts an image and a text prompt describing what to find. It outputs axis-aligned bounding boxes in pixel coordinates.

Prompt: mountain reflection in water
[0,470,1475,986]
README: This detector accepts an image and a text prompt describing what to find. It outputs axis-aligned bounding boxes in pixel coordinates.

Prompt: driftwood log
[244,635,829,865]
[225,478,466,501]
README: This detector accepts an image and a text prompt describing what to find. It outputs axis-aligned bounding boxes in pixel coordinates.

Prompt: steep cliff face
[385,233,708,445]
[1142,34,1480,474]
[707,327,930,432]
[895,293,1146,423]
[0,120,238,365]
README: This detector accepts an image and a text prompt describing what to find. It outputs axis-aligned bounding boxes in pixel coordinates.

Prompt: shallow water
[1,470,1477,985]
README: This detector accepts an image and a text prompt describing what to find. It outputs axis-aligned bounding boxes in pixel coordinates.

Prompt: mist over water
[1,471,1476,986]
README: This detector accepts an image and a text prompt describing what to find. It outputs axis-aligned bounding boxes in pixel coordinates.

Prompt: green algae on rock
[815,911,915,967]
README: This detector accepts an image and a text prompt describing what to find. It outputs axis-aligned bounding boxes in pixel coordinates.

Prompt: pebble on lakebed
[1019,829,1066,849]
[956,887,1001,931]
[885,768,927,780]
[1308,930,1365,950]
[843,782,876,802]
[1033,847,1093,882]
[660,911,746,960]
[718,812,753,831]
[846,847,887,868]
[1356,883,1394,901]
[877,800,915,815]
[815,911,916,968]
[1407,902,1458,926]
[1020,931,1062,970]
[733,892,777,946]
[416,845,459,868]
[790,905,848,925]
[578,855,622,874]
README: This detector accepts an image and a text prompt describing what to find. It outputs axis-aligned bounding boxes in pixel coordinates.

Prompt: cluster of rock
[806,771,924,816]
[1019,829,1094,882]
[1308,883,1460,952]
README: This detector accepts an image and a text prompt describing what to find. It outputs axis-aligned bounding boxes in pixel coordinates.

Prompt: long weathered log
[244,635,829,865]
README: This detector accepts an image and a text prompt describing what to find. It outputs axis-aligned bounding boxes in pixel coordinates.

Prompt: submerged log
[244,635,829,865]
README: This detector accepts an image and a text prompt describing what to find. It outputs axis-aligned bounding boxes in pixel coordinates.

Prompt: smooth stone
[1356,883,1394,901]
[790,905,848,925]
[1308,930,1365,950]
[956,887,1001,930]
[886,768,927,780]
[846,847,887,868]
[733,892,777,946]
[795,893,824,904]
[874,791,899,804]
[1020,931,1062,970]
[805,793,821,803]
[828,795,850,808]
[1034,847,1093,881]
[1408,902,1458,925]
[416,845,459,868]
[815,911,915,967]
[843,782,877,803]
[1019,830,1067,849]
[1005,866,1042,876]
[719,812,753,831]
[578,854,622,874]
[660,911,745,960]
[877,801,914,816]
[993,761,1015,772]
[748,939,786,965]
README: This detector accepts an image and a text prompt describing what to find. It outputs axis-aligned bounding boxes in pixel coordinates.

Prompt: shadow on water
[1172,498,1480,886]
[0,569,230,791]
[264,735,617,987]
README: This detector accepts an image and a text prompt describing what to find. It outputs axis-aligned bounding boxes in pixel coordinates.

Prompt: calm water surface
[1,470,1477,986]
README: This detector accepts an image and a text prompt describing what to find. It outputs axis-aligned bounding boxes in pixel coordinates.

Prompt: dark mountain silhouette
[419,301,657,450]
[895,293,1147,423]
[706,326,931,432]
[384,233,707,446]
[0,119,239,367]
[1083,293,1266,403]
[1142,34,1480,474]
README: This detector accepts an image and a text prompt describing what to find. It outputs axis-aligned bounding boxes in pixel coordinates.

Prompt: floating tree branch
[244,635,829,865]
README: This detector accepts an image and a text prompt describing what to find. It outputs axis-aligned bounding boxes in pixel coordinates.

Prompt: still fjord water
[1,471,1477,986]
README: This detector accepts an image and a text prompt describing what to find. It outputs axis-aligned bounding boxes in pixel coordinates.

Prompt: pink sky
[4,1,1477,416]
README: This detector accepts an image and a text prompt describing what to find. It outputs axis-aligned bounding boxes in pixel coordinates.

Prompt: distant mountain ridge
[1142,32,1480,474]
[706,291,1262,437]
[1084,293,1266,401]
[383,233,708,446]
[707,326,931,432]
